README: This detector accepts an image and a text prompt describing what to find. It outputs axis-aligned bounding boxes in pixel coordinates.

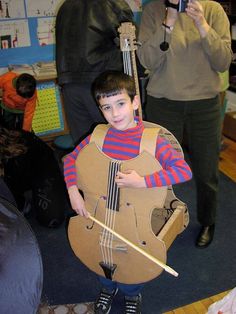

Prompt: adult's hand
[186,0,210,37]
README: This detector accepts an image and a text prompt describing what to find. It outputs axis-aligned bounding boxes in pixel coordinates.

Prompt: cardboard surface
[223,111,236,141]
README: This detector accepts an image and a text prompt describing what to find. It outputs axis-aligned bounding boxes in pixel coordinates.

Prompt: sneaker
[124,294,142,314]
[94,287,118,314]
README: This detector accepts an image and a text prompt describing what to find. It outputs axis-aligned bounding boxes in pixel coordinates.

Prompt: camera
[178,0,189,12]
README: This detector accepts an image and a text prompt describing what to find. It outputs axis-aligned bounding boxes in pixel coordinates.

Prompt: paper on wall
[0,0,25,19]
[0,19,30,49]
[37,17,55,46]
[25,0,65,17]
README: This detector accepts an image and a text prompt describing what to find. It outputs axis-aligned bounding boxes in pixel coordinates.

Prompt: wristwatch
[162,22,174,32]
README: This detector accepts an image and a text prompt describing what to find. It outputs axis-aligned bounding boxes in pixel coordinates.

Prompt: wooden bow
[88,214,178,277]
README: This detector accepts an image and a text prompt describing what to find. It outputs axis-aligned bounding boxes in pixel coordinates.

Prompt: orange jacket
[0,72,37,131]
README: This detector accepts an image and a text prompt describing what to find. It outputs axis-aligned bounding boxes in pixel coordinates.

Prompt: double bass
[68,23,189,284]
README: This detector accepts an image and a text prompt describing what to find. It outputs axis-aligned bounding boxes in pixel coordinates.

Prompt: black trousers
[146,95,221,226]
[0,106,24,130]
[61,82,105,145]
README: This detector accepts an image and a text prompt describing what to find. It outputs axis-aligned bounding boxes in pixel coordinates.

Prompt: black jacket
[55,0,133,85]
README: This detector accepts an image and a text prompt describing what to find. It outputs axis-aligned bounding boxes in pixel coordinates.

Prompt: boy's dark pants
[61,83,105,145]
[0,103,24,130]
[146,95,221,226]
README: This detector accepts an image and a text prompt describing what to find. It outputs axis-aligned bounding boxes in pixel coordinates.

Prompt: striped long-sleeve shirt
[64,119,192,189]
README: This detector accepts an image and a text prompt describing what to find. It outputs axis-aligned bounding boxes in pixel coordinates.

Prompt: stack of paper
[32,61,57,80]
[8,64,35,76]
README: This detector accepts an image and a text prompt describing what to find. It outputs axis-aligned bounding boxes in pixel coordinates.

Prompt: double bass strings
[100,161,121,267]
[123,44,132,77]
[121,33,142,118]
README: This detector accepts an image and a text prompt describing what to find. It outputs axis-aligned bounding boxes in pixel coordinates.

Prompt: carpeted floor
[38,302,94,314]
[37,289,232,314]
[30,172,236,314]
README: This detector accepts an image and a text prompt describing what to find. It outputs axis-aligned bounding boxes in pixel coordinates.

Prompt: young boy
[0,71,37,132]
[64,71,192,314]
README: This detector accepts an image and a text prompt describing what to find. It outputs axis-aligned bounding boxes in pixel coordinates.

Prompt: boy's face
[99,91,139,131]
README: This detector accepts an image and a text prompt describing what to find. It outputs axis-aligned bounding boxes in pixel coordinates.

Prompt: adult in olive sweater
[137,0,233,248]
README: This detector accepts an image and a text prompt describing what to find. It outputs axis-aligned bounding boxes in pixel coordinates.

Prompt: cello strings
[101,31,132,269]
[100,162,113,265]
[100,162,113,264]
[122,41,132,77]
[107,161,120,266]
[100,161,120,267]
[101,38,133,266]
[123,51,129,75]
[108,161,119,266]
[105,162,115,266]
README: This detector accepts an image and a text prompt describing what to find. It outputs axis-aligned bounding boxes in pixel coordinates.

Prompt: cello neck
[118,22,142,120]
[106,160,120,212]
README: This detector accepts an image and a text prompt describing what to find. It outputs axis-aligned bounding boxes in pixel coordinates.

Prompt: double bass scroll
[118,22,142,118]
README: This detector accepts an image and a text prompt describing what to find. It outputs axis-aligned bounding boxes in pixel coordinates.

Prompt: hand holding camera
[185,0,210,38]
[164,0,209,38]
[164,0,188,29]
[165,0,189,13]
[178,0,189,12]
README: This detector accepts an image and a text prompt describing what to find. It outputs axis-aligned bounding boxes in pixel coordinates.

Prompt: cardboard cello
[68,23,189,284]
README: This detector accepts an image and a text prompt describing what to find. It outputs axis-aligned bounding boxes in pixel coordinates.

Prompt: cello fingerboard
[106,161,121,211]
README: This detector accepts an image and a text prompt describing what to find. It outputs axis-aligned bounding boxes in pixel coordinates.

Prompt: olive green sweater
[137,0,232,100]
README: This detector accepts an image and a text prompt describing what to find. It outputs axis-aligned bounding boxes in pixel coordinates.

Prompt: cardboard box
[225,90,236,112]
[223,111,236,141]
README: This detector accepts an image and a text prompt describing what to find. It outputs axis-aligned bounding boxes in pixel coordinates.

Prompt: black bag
[3,131,66,227]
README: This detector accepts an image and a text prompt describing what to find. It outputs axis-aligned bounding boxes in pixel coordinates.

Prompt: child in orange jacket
[0,72,37,131]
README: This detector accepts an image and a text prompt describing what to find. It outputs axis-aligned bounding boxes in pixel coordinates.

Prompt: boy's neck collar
[111,116,142,133]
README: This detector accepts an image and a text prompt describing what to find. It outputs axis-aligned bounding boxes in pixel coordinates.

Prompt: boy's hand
[115,170,146,188]
[68,185,89,218]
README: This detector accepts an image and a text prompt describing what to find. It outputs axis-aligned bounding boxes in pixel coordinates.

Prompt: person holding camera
[137,0,232,248]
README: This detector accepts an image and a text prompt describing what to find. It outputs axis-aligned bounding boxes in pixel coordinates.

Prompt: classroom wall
[0,19,55,67]
[0,0,151,68]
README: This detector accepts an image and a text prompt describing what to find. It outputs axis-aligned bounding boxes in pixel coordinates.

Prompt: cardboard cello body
[68,124,189,284]
[68,22,188,284]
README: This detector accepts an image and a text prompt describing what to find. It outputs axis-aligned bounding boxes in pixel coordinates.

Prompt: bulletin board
[32,81,67,137]
[0,0,151,68]
[0,0,64,67]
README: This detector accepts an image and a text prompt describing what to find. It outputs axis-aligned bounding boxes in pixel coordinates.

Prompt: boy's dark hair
[16,73,36,99]
[93,71,136,102]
